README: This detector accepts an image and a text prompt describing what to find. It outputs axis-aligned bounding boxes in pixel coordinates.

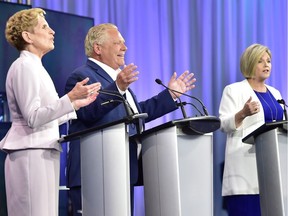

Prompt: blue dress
[255,89,284,122]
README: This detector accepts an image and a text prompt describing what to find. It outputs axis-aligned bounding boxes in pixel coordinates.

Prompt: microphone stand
[179,102,204,116]
[177,101,205,116]
[98,89,148,133]
[277,99,288,121]
[155,79,209,116]
[98,89,134,119]
[284,107,287,121]
[160,86,187,118]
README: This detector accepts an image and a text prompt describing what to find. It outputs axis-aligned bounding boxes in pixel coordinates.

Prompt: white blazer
[0,51,76,152]
[219,79,283,196]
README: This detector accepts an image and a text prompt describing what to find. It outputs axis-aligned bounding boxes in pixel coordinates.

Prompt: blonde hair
[5,8,45,51]
[240,43,272,78]
[84,23,118,57]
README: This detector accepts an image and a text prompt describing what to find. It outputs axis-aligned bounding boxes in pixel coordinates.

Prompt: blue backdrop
[1,1,287,216]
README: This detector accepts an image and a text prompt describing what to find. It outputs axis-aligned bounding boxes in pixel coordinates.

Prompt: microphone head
[277,99,285,104]
[155,78,162,85]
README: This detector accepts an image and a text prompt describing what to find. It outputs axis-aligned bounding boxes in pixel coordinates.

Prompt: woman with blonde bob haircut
[219,43,284,216]
[1,8,101,216]
[240,44,272,78]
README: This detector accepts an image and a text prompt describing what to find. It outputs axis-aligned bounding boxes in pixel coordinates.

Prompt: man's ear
[93,43,101,55]
[21,31,33,44]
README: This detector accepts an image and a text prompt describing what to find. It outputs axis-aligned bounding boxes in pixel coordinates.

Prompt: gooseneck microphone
[155,79,187,118]
[277,99,287,120]
[155,78,209,116]
[98,89,135,119]
[167,88,187,118]
[98,89,148,134]
[175,102,204,116]
[180,102,204,116]
[277,99,288,107]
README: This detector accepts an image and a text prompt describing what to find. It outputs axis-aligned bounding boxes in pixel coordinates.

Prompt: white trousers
[5,149,60,216]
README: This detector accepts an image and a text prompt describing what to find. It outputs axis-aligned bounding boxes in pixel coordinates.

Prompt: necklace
[255,89,278,121]
[267,90,278,120]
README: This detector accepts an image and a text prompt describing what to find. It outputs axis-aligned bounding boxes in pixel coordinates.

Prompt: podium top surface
[242,120,287,144]
[139,115,220,137]
[59,113,148,143]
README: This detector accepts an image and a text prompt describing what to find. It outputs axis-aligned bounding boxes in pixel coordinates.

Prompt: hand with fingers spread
[116,63,139,91]
[167,70,196,99]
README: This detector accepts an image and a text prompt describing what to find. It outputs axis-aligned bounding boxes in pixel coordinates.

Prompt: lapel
[127,87,142,113]
[87,59,143,115]
[86,60,114,84]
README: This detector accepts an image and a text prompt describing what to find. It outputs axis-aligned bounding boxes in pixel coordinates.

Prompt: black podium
[133,116,220,216]
[243,120,288,216]
[59,114,147,216]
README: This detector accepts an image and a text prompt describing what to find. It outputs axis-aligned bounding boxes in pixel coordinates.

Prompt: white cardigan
[219,79,283,196]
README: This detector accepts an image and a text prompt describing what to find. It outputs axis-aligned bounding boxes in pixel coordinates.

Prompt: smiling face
[253,52,272,81]
[94,28,127,70]
[23,15,55,58]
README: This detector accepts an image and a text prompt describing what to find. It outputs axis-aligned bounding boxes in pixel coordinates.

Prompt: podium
[59,114,147,216]
[243,120,288,216]
[133,116,220,216]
